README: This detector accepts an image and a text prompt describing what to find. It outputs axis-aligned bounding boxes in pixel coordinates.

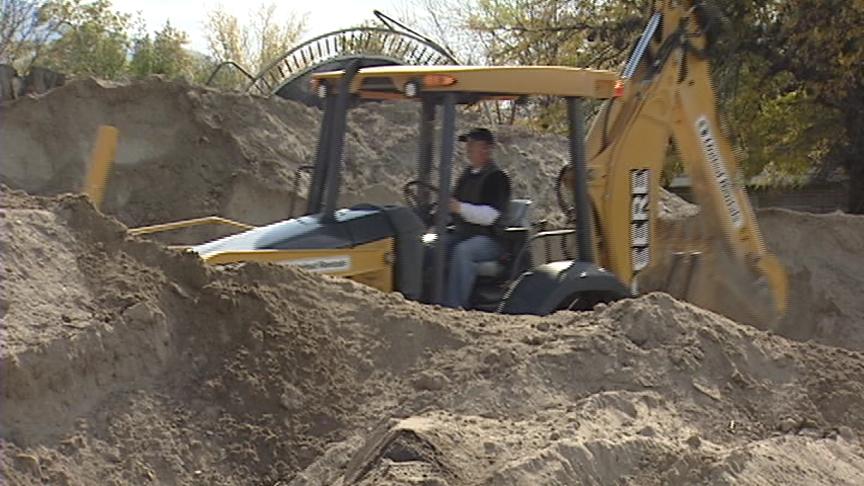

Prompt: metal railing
[247,27,458,97]
[204,61,256,87]
[206,26,458,98]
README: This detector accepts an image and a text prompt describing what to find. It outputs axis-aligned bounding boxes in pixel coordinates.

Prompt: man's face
[466,139,491,168]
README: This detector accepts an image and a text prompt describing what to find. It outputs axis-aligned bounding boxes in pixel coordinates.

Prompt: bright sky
[112,0,406,54]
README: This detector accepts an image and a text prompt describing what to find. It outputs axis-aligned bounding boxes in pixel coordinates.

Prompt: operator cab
[306,64,631,313]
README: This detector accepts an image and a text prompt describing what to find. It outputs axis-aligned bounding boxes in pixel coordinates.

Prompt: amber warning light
[423,74,457,87]
[614,79,625,97]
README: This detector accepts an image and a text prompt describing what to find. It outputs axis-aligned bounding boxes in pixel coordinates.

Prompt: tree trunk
[0,64,17,101]
[845,94,864,214]
[20,67,65,96]
[848,158,864,214]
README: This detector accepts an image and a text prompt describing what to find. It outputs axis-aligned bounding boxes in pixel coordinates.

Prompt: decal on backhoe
[696,116,744,229]
[279,255,351,273]
[630,169,650,272]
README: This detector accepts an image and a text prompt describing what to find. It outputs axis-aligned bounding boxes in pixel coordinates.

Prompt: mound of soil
[2,77,862,343]
[654,192,864,351]
[758,209,864,351]
[2,78,864,484]
[2,187,864,485]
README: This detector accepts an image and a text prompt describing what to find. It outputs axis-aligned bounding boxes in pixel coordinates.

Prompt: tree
[467,0,644,67]
[462,0,644,129]
[3,1,202,82]
[1,0,42,66]
[391,0,478,63]
[442,0,862,211]
[38,0,133,78]
[705,0,863,210]
[204,3,306,89]
[1,0,66,71]
[130,21,193,79]
[768,0,864,212]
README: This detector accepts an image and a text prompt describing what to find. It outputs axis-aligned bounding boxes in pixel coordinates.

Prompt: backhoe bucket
[638,240,784,329]
[660,251,702,301]
[635,203,787,328]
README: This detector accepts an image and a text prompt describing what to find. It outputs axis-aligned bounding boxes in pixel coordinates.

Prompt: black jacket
[452,162,511,238]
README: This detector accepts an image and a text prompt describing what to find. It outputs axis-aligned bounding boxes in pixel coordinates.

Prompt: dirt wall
[0,78,569,245]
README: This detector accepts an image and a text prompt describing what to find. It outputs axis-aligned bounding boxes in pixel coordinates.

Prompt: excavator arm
[579,0,788,324]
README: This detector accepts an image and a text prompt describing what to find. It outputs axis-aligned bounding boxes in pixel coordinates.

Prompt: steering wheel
[403,180,440,226]
[555,165,578,223]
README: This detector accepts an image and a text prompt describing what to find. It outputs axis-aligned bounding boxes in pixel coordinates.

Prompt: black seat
[474,199,532,279]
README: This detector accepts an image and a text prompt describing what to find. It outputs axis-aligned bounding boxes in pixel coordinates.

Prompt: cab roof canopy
[311,65,622,103]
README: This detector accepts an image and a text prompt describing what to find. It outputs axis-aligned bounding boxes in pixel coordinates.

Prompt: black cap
[458,127,495,144]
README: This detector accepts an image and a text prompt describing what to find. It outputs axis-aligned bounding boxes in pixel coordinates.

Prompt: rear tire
[557,291,604,311]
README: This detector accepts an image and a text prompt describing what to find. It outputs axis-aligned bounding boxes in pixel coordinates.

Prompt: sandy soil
[4,78,862,349]
[2,187,864,485]
[0,78,569,244]
[758,209,864,351]
[650,194,864,352]
[2,79,864,485]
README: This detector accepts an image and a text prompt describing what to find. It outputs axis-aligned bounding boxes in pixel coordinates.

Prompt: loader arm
[583,0,788,323]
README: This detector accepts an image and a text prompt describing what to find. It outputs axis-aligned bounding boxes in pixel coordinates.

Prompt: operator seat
[474,199,533,278]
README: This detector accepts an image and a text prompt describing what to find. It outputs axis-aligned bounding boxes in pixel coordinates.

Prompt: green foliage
[726,65,841,181]
[464,0,644,130]
[722,0,864,208]
[3,0,308,92]
[38,0,133,78]
[458,0,863,204]
[468,0,643,67]
[129,22,193,79]
[2,0,203,81]
[699,0,846,184]
[1,0,60,70]
[204,3,306,89]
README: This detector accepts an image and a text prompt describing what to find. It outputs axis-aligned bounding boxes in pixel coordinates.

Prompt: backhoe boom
[582,0,788,324]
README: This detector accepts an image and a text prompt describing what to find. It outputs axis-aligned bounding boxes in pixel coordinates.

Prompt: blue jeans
[428,233,501,309]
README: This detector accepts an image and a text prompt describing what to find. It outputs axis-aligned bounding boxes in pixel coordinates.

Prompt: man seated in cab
[440,127,512,309]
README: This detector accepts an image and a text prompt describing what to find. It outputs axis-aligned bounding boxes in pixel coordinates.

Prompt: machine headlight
[404,81,419,98]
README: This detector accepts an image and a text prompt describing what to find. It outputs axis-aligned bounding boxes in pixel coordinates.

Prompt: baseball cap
[457,127,495,144]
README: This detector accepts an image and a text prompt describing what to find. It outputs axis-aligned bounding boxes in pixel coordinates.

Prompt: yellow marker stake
[83,125,119,209]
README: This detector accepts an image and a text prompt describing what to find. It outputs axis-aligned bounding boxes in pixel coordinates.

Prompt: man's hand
[449,198,461,214]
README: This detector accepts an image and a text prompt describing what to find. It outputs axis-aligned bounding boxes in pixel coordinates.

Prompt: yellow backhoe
[91,0,787,323]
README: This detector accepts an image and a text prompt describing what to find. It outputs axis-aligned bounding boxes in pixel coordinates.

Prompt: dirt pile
[3,78,864,483]
[758,209,864,351]
[3,77,864,336]
[0,187,458,483]
[653,194,864,352]
[0,77,568,243]
[2,77,862,346]
[3,187,864,485]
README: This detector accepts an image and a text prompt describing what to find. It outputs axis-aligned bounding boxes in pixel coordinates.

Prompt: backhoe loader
[190,63,631,313]
[116,0,787,322]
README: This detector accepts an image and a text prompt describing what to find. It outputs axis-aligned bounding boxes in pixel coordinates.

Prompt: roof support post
[306,93,338,215]
[321,60,361,223]
[566,96,595,263]
[416,96,436,210]
[432,92,456,305]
